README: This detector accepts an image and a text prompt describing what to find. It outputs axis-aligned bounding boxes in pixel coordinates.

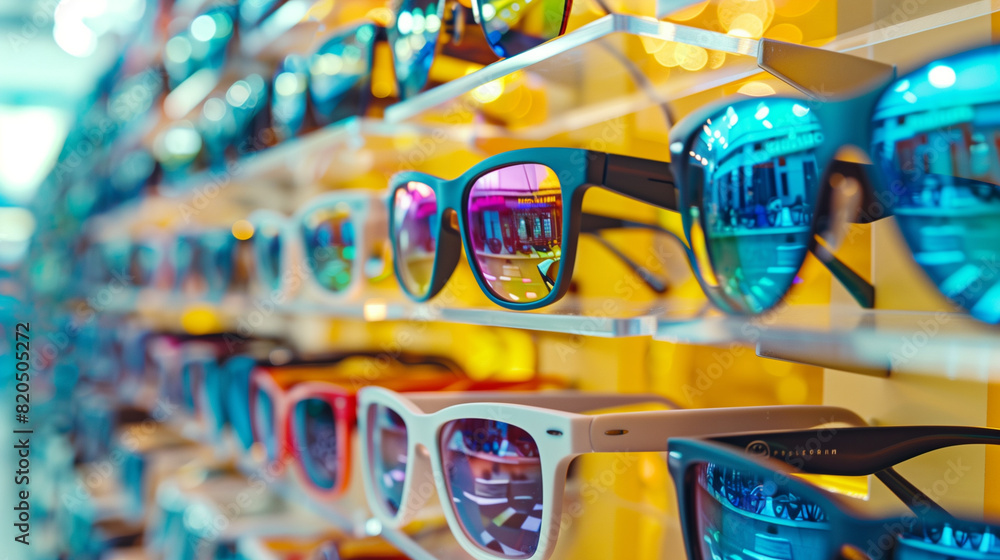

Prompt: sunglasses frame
[667,431,1000,560]
[388,147,676,310]
[249,189,390,303]
[357,387,867,560]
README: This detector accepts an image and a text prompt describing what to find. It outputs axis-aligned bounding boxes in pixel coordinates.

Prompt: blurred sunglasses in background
[670,41,1000,322]
[171,228,248,300]
[668,425,1000,560]
[389,0,573,98]
[196,73,273,167]
[248,190,391,300]
[271,20,389,142]
[163,5,239,89]
[389,148,688,309]
[358,387,866,560]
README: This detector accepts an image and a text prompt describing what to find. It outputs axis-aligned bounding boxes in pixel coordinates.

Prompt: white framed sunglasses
[357,387,867,560]
[247,189,391,302]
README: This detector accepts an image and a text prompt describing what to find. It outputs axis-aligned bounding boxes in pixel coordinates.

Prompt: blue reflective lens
[272,55,310,141]
[224,356,257,450]
[301,206,356,293]
[388,0,443,99]
[309,23,377,125]
[293,397,339,490]
[254,388,278,461]
[683,98,823,313]
[872,45,1000,323]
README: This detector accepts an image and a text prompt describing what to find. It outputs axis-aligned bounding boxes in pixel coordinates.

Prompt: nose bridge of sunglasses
[758,39,896,99]
[815,149,877,249]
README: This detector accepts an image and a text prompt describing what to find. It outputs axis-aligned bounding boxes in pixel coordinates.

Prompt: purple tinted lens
[440,419,542,558]
[467,164,563,304]
[393,182,439,299]
[293,397,339,490]
[691,462,831,560]
[367,403,408,515]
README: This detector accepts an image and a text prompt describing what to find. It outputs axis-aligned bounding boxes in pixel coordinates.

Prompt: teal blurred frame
[668,427,1000,560]
[387,147,676,310]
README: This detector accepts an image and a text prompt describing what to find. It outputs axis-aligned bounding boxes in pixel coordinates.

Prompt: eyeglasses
[667,425,1000,560]
[248,190,391,299]
[357,387,866,560]
[388,0,574,98]
[171,229,249,299]
[249,357,526,501]
[668,41,1000,321]
[271,21,388,143]
[388,148,685,309]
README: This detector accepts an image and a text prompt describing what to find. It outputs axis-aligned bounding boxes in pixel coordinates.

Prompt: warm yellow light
[363,300,388,321]
[777,375,809,404]
[737,81,777,96]
[181,306,221,335]
[471,78,504,104]
[371,78,394,98]
[665,0,710,21]
[653,41,680,67]
[774,0,820,18]
[728,13,765,38]
[708,51,727,69]
[640,36,667,54]
[765,23,804,44]
[718,0,774,34]
[677,45,709,71]
[232,219,254,240]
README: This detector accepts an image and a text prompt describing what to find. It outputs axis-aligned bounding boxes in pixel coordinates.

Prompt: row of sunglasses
[105,0,575,187]
[101,26,1000,321]
[98,330,1000,560]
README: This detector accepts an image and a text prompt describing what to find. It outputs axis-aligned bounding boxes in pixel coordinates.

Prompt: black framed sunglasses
[668,426,1000,560]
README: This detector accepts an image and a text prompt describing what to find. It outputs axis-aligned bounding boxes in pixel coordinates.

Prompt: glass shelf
[655,305,1000,380]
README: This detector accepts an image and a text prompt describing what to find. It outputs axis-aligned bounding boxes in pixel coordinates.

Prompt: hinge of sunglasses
[758,39,896,100]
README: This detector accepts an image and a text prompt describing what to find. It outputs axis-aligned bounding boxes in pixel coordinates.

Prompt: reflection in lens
[302,205,355,293]
[683,98,823,313]
[272,55,310,142]
[254,387,278,461]
[388,0,444,99]
[478,0,568,57]
[691,462,830,560]
[393,182,438,298]
[293,398,339,490]
[310,23,377,125]
[440,419,542,558]
[367,404,408,515]
[872,46,1000,323]
[467,164,562,304]
[898,522,1000,557]
[200,231,236,297]
[253,221,283,291]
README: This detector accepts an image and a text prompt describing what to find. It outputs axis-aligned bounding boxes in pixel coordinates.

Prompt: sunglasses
[668,425,1000,560]
[667,40,1000,321]
[250,359,522,499]
[271,21,389,143]
[171,229,249,299]
[163,5,239,89]
[388,148,688,309]
[357,387,866,560]
[248,190,391,299]
[388,0,573,99]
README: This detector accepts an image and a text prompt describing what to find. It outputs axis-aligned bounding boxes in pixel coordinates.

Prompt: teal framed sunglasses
[670,40,1000,321]
[668,425,1000,560]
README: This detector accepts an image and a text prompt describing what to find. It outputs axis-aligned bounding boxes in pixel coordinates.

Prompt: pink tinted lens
[392,182,438,299]
[466,164,563,304]
[440,418,542,558]
[367,403,409,515]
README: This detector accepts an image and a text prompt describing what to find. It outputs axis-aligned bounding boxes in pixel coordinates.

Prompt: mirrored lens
[367,403,408,515]
[309,23,377,125]
[690,462,831,560]
[253,220,284,291]
[293,398,340,490]
[272,55,310,142]
[440,418,542,558]
[478,0,568,57]
[683,98,823,313]
[389,0,443,98]
[872,47,1000,323]
[898,522,999,558]
[253,386,278,461]
[467,164,563,304]
[302,204,356,293]
[393,182,439,298]
[200,231,236,296]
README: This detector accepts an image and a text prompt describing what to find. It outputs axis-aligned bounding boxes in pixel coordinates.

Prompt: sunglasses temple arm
[874,467,954,519]
[809,243,875,308]
[587,152,679,211]
[758,39,896,98]
[401,391,680,414]
[584,232,669,294]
